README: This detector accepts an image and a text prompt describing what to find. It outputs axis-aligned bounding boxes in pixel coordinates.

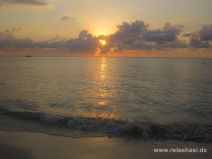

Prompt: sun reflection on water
[74,57,121,120]
[100,57,107,80]
[98,57,109,107]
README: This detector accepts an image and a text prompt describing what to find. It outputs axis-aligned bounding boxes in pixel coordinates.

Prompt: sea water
[0,57,211,140]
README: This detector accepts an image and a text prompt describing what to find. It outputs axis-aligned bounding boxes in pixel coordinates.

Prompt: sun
[99,39,107,46]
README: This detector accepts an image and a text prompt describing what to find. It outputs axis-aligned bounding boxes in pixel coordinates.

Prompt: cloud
[109,21,184,51]
[0,21,211,53]
[144,23,183,43]
[186,25,212,48]
[0,29,63,50]
[61,16,75,21]
[65,30,98,52]
[0,29,99,52]
[0,0,48,7]
[109,21,147,50]
[199,25,212,41]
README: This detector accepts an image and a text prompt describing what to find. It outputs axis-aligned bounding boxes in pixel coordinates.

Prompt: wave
[0,107,212,142]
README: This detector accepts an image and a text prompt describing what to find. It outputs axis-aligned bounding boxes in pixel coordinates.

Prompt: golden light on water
[81,57,120,120]
[98,58,110,107]
[98,101,109,107]
[100,57,107,79]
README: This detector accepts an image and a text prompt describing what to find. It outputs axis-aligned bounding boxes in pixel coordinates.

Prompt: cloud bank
[0,20,211,53]
[0,0,48,7]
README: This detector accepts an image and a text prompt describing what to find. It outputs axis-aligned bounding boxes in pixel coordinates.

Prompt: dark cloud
[0,29,98,52]
[144,23,182,43]
[186,25,212,48]
[109,21,147,51]
[61,16,75,21]
[0,0,48,7]
[0,29,63,50]
[199,25,212,41]
[109,21,184,51]
[65,30,98,52]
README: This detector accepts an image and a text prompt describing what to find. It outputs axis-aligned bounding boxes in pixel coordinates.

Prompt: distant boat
[25,55,32,57]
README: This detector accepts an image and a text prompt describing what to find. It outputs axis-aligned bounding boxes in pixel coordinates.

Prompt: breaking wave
[0,107,212,142]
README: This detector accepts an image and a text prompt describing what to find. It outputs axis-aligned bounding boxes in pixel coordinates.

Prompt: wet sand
[0,130,211,159]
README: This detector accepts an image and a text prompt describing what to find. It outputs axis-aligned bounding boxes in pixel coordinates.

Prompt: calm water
[0,57,211,126]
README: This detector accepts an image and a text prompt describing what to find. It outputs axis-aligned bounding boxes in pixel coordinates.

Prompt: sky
[0,0,212,57]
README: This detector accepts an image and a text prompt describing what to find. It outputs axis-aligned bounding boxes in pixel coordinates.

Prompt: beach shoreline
[0,130,211,159]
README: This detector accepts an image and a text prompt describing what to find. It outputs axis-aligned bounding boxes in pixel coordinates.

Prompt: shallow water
[0,57,212,140]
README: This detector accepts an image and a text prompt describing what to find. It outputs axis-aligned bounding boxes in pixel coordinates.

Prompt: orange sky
[0,0,211,57]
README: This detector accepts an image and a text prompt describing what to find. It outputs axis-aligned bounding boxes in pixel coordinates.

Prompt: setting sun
[99,39,107,46]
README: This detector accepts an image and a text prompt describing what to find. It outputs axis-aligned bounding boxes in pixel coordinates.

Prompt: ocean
[0,57,212,141]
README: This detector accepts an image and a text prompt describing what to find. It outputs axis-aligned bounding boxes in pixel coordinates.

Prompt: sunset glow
[0,0,211,58]
[99,39,107,46]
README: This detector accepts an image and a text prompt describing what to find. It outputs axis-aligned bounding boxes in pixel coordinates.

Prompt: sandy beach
[0,130,211,159]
